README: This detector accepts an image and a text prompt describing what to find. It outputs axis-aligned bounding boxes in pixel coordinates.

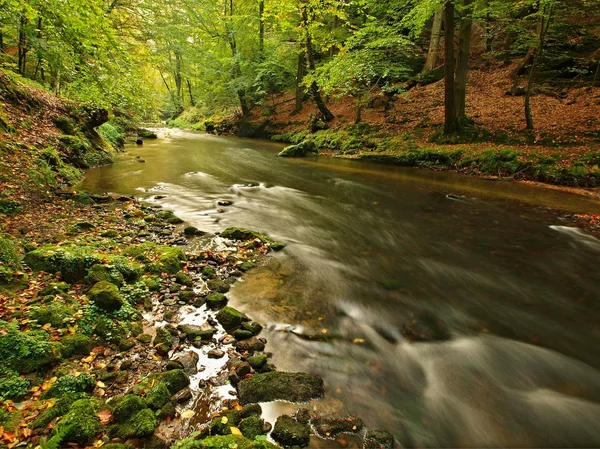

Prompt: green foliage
[0,320,62,373]
[0,234,21,283]
[30,302,75,328]
[0,367,30,401]
[53,398,101,446]
[44,373,96,398]
[0,199,24,214]
[98,123,126,149]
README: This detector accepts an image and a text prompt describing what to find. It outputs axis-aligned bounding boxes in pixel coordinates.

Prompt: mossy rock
[363,430,395,449]
[0,235,22,284]
[112,394,147,422]
[233,330,253,341]
[247,354,268,370]
[88,281,124,311]
[87,264,125,287]
[205,292,228,309]
[241,321,263,336]
[100,229,120,238]
[216,306,244,332]
[138,129,158,139]
[238,372,324,405]
[61,334,94,357]
[30,302,75,328]
[278,140,318,158]
[43,373,96,399]
[220,227,284,251]
[202,266,216,277]
[175,434,278,449]
[137,333,152,344]
[239,416,264,440]
[239,262,256,272]
[143,275,162,291]
[135,369,189,396]
[178,323,216,341]
[145,382,171,410]
[154,326,175,348]
[184,226,203,236]
[123,242,186,274]
[175,270,193,287]
[24,245,142,283]
[38,281,69,296]
[209,411,240,436]
[110,408,156,439]
[53,398,101,446]
[179,290,196,303]
[271,415,311,447]
[207,279,230,294]
[0,368,30,401]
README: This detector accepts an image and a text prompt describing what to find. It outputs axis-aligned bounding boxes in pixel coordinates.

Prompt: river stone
[173,351,199,374]
[363,430,394,449]
[271,415,311,447]
[216,306,244,331]
[237,371,324,405]
[205,292,228,309]
[207,279,230,293]
[235,337,265,353]
[278,140,318,158]
[207,349,225,359]
[401,310,451,342]
[241,321,263,336]
[313,416,363,438]
[178,323,216,341]
[247,353,268,370]
[233,329,253,341]
[88,281,124,311]
[172,387,193,403]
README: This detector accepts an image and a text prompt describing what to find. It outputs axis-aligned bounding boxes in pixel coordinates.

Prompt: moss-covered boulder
[205,292,228,309]
[110,408,157,439]
[38,281,69,296]
[233,330,253,341]
[87,263,125,286]
[155,210,184,224]
[154,326,175,348]
[178,323,216,341]
[237,372,324,405]
[363,430,395,449]
[238,416,264,440]
[206,279,230,294]
[24,245,142,283]
[124,242,186,274]
[88,281,124,311]
[247,354,268,370]
[220,227,284,251]
[278,140,318,158]
[145,382,171,410]
[113,394,147,422]
[271,415,311,447]
[175,271,193,287]
[241,321,263,336]
[313,416,363,438]
[53,398,101,446]
[30,302,75,327]
[0,235,22,285]
[134,369,189,396]
[0,321,62,373]
[61,334,94,357]
[216,306,244,332]
[43,373,96,399]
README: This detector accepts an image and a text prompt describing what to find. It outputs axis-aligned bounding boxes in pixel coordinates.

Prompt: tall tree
[444,0,457,135]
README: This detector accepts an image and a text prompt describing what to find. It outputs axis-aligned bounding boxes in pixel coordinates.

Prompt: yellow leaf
[221,416,228,424]
[352,338,365,345]
[97,388,106,397]
[96,381,106,388]
[230,427,242,436]
[181,410,195,419]
[74,371,82,377]
[41,323,51,330]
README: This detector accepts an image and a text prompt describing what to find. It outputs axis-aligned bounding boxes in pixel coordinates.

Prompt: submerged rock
[313,416,363,438]
[401,310,451,342]
[363,429,395,449]
[237,371,324,404]
[271,415,311,447]
[278,140,318,158]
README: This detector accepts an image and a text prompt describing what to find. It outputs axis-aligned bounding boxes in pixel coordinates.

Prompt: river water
[80,129,600,447]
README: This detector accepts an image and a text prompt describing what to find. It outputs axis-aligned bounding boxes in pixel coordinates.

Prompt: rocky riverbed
[0,194,395,449]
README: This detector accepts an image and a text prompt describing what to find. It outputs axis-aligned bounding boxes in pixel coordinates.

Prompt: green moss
[247,354,268,370]
[237,371,324,405]
[271,415,310,447]
[24,245,142,283]
[174,434,278,449]
[241,321,263,336]
[0,235,21,284]
[39,282,69,296]
[0,199,23,214]
[153,326,174,348]
[113,394,147,422]
[0,320,62,373]
[123,242,186,274]
[145,382,171,410]
[88,281,124,311]
[30,302,75,327]
[87,263,125,286]
[239,416,264,440]
[54,398,101,446]
[216,306,244,332]
[98,123,125,149]
[61,334,94,357]
[220,227,284,251]
[202,266,216,277]
[52,116,76,135]
[205,292,228,309]
[206,279,230,294]
[143,275,162,291]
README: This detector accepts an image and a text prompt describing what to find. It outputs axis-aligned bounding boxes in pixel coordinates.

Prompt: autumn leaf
[97,409,113,425]
[230,427,242,436]
[181,410,195,419]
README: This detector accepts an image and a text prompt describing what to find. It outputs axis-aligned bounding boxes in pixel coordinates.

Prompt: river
[79,129,600,447]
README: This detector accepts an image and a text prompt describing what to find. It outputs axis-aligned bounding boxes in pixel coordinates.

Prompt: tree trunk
[444,0,457,135]
[186,79,195,106]
[18,15,28,75]
[455,0,473,120]
[174,51,183,106]
[0,27,4,53]
[293,51,306,114]
[422,11,443,73]
[525,2,553,130]
[227,0,249,116]
[354,97,362,124]
[300,3,334,121]
[259,0,265,56]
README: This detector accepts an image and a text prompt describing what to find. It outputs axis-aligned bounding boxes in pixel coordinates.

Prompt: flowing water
[80,129,600,447]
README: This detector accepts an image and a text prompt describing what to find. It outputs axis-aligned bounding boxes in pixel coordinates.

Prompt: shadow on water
[80,129,600,447]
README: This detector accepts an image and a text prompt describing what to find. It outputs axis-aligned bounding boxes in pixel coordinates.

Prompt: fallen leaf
[230,427,242,436]
[181,410,195,419]
[97,409,112,425]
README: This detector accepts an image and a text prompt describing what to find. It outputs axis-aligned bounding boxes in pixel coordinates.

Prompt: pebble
[207,349,225,359]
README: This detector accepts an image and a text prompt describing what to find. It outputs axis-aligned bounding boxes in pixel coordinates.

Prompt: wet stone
[363,430,394,449]
[207,349,225,359]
